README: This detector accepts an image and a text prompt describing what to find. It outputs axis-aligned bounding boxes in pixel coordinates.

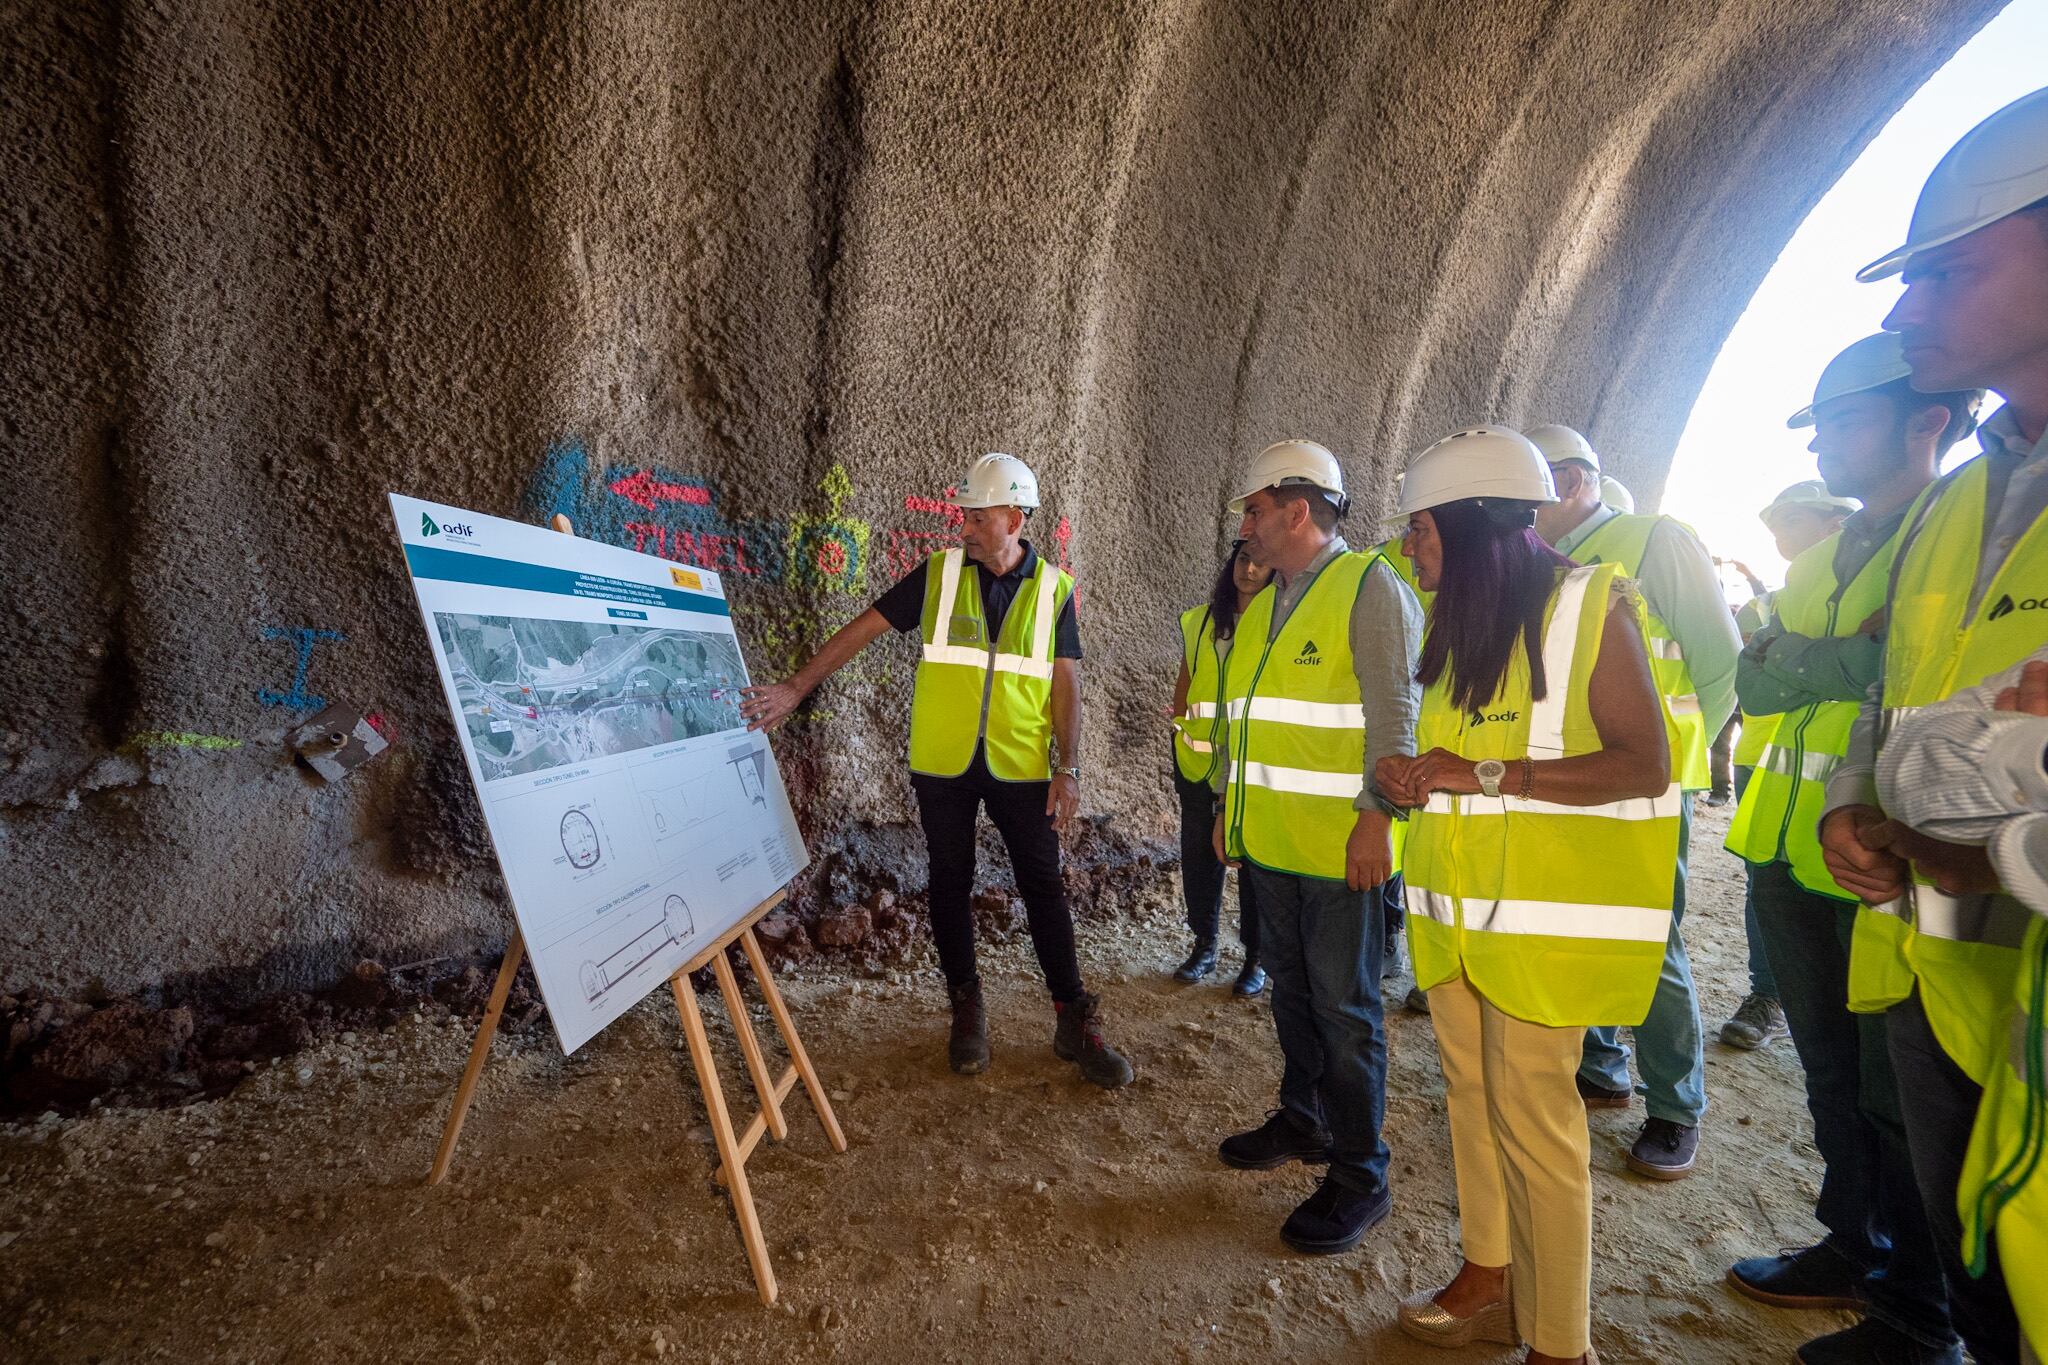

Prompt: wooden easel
[424,512,847,1306]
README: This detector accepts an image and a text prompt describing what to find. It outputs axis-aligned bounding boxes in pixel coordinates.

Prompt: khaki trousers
[1429,972,1592,1358]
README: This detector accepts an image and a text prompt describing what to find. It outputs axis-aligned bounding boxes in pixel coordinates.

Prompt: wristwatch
[1053,765,1082,781]
[1474,759,1507,798]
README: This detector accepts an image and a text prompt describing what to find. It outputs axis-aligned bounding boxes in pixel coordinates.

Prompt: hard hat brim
[1785,405,1816,429]
[1397,476,1559,517]
[1854,208,2023,283]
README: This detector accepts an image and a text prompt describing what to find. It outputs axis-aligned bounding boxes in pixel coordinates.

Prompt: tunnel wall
[0,0,1999,998]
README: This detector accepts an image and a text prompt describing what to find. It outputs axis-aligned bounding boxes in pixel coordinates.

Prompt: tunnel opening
[1661,0,2047,601]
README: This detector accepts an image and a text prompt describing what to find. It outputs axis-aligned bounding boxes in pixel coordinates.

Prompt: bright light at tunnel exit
[1663,0,2048,600]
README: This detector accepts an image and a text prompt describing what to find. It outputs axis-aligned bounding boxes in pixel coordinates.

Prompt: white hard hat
[1599,475,1635,513]
[1523,423,1601,473]
[1227,439,1348,515]
[1787,333,1911,428]
[1397,426,1558,515]
[1759,479,1858,528]
[954,452,1040,510]
[1858,86,2048,282]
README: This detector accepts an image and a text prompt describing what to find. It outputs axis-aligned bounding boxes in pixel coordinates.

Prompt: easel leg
[712,951,788,1142]
[739,929,847,1153]
[426,930,526,1186]
[673,971,778,1305]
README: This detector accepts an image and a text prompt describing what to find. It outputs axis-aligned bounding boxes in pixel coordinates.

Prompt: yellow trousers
[1429,972,1592,1358]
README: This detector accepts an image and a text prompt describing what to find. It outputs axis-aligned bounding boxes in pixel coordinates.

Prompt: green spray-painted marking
[124,731,244,753]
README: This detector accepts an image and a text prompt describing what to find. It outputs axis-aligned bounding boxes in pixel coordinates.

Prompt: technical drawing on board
[390,494,810,1053]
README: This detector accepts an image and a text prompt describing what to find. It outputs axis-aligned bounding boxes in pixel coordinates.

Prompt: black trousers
[912,752,1084,1004]
[1888,989,2021,1364]
[1751,862,1955,1348]
[1173,765,1258,954]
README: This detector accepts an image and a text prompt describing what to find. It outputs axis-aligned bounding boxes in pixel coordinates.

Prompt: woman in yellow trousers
[1376,427,1682,1365]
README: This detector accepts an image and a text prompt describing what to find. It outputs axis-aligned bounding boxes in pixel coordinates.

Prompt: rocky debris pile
[2,817,1176,1118]
[0,955,547,1118]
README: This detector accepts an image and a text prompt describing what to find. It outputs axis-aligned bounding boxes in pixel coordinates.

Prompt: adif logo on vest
[1294,640,1323,666]
[1467,709,1522,726]
[1986,593,2047,621]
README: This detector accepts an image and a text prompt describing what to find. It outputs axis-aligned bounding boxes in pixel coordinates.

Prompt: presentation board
[388,495,809,1053]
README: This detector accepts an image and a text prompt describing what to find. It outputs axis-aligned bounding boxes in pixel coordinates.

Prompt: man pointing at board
[742,453,1134,1090]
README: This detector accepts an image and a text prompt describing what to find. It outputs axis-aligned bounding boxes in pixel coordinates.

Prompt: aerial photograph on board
[433,613,747,779]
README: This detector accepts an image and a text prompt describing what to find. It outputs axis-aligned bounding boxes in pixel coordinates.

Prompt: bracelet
[1517,756,1535,801]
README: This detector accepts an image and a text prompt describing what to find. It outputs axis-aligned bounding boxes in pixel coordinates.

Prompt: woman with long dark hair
[1374,427,1678,1365]
[1169,539,1274,993]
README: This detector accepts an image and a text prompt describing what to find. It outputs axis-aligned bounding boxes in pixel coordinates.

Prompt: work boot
[1219,1110,1331,1170]
[947,977,989,1075]
[1796,1318,1963,1365]
[1719,993,1790,1050]
[1727,1242,1870,1312]
[1232,959,1267,997]
[1174,936,1219,983]
[1404,984,1430,1014]
[1626,1117,1699,1179]
[1576,1073,1632,1110]
[1279,1173,1391,1255]
[1052,992,1134,1089]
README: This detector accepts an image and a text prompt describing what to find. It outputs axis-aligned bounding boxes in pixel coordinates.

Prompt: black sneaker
[1232,960,1267,997]
[1219,1110,1330,1170]
[947,977,990,1075]
[1279,1173,1391,1254]
[1626,1117,1699,1179]
[1727,1243,1870,1313]
[1577,1073,1632,1110]
[1174,937,1219,983]
[1796,1318,1962,1365]
[1052,992,1134,1089]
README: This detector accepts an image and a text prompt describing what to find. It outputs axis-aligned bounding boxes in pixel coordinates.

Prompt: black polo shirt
[873,541,1082,658]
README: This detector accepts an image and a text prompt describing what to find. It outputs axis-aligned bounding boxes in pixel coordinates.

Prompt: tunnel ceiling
[0,0,2002,996]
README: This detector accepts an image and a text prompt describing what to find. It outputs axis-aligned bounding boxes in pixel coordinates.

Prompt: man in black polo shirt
[742,453,1133,1089]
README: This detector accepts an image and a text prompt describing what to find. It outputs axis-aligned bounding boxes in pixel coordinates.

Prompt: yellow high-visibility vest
[1732,593,1780,769]
[1405,563,1683,1027]
[1174,605,1224,783]
[908,548,1073,781]
[1222,552,1386,881]
[1957,916,2047,1361]
[1565,513,1711,791]
[1726,528,1894,901]
[1859,455,2046,1081]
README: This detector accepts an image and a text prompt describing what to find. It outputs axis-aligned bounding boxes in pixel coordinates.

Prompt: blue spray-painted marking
[525,437,589,527]
[257,626,346,710]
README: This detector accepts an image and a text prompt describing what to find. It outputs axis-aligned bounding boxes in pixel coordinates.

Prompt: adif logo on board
[420,513,440,537]
[421,512,475,541]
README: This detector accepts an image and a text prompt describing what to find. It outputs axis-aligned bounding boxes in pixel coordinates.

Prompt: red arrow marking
[609,470,712,512]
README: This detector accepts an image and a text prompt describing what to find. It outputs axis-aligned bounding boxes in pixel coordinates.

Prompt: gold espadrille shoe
[1395,1274,1518,1349]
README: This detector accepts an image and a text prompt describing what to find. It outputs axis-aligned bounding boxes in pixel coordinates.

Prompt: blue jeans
[1580,800,1707,1126]
[1734,767,1778,1000]
[1247,863,1391,1197]
[1752,861,1958,1352]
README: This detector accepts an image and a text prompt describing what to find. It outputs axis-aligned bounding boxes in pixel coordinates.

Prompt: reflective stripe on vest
[1221,552,1377,881]
[1726,525,1896,902]
[907,547,1072,781]
[1564,513,1711,790]
[1880,453,2048,1083]
[1403,562,1681,1028]
[1174,605,1224,782]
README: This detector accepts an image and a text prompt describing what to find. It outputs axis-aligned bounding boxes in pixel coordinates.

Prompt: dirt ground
[1,802,1851,1364]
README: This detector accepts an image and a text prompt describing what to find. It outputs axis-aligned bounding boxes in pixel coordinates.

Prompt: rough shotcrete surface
[0,0,2000,998]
